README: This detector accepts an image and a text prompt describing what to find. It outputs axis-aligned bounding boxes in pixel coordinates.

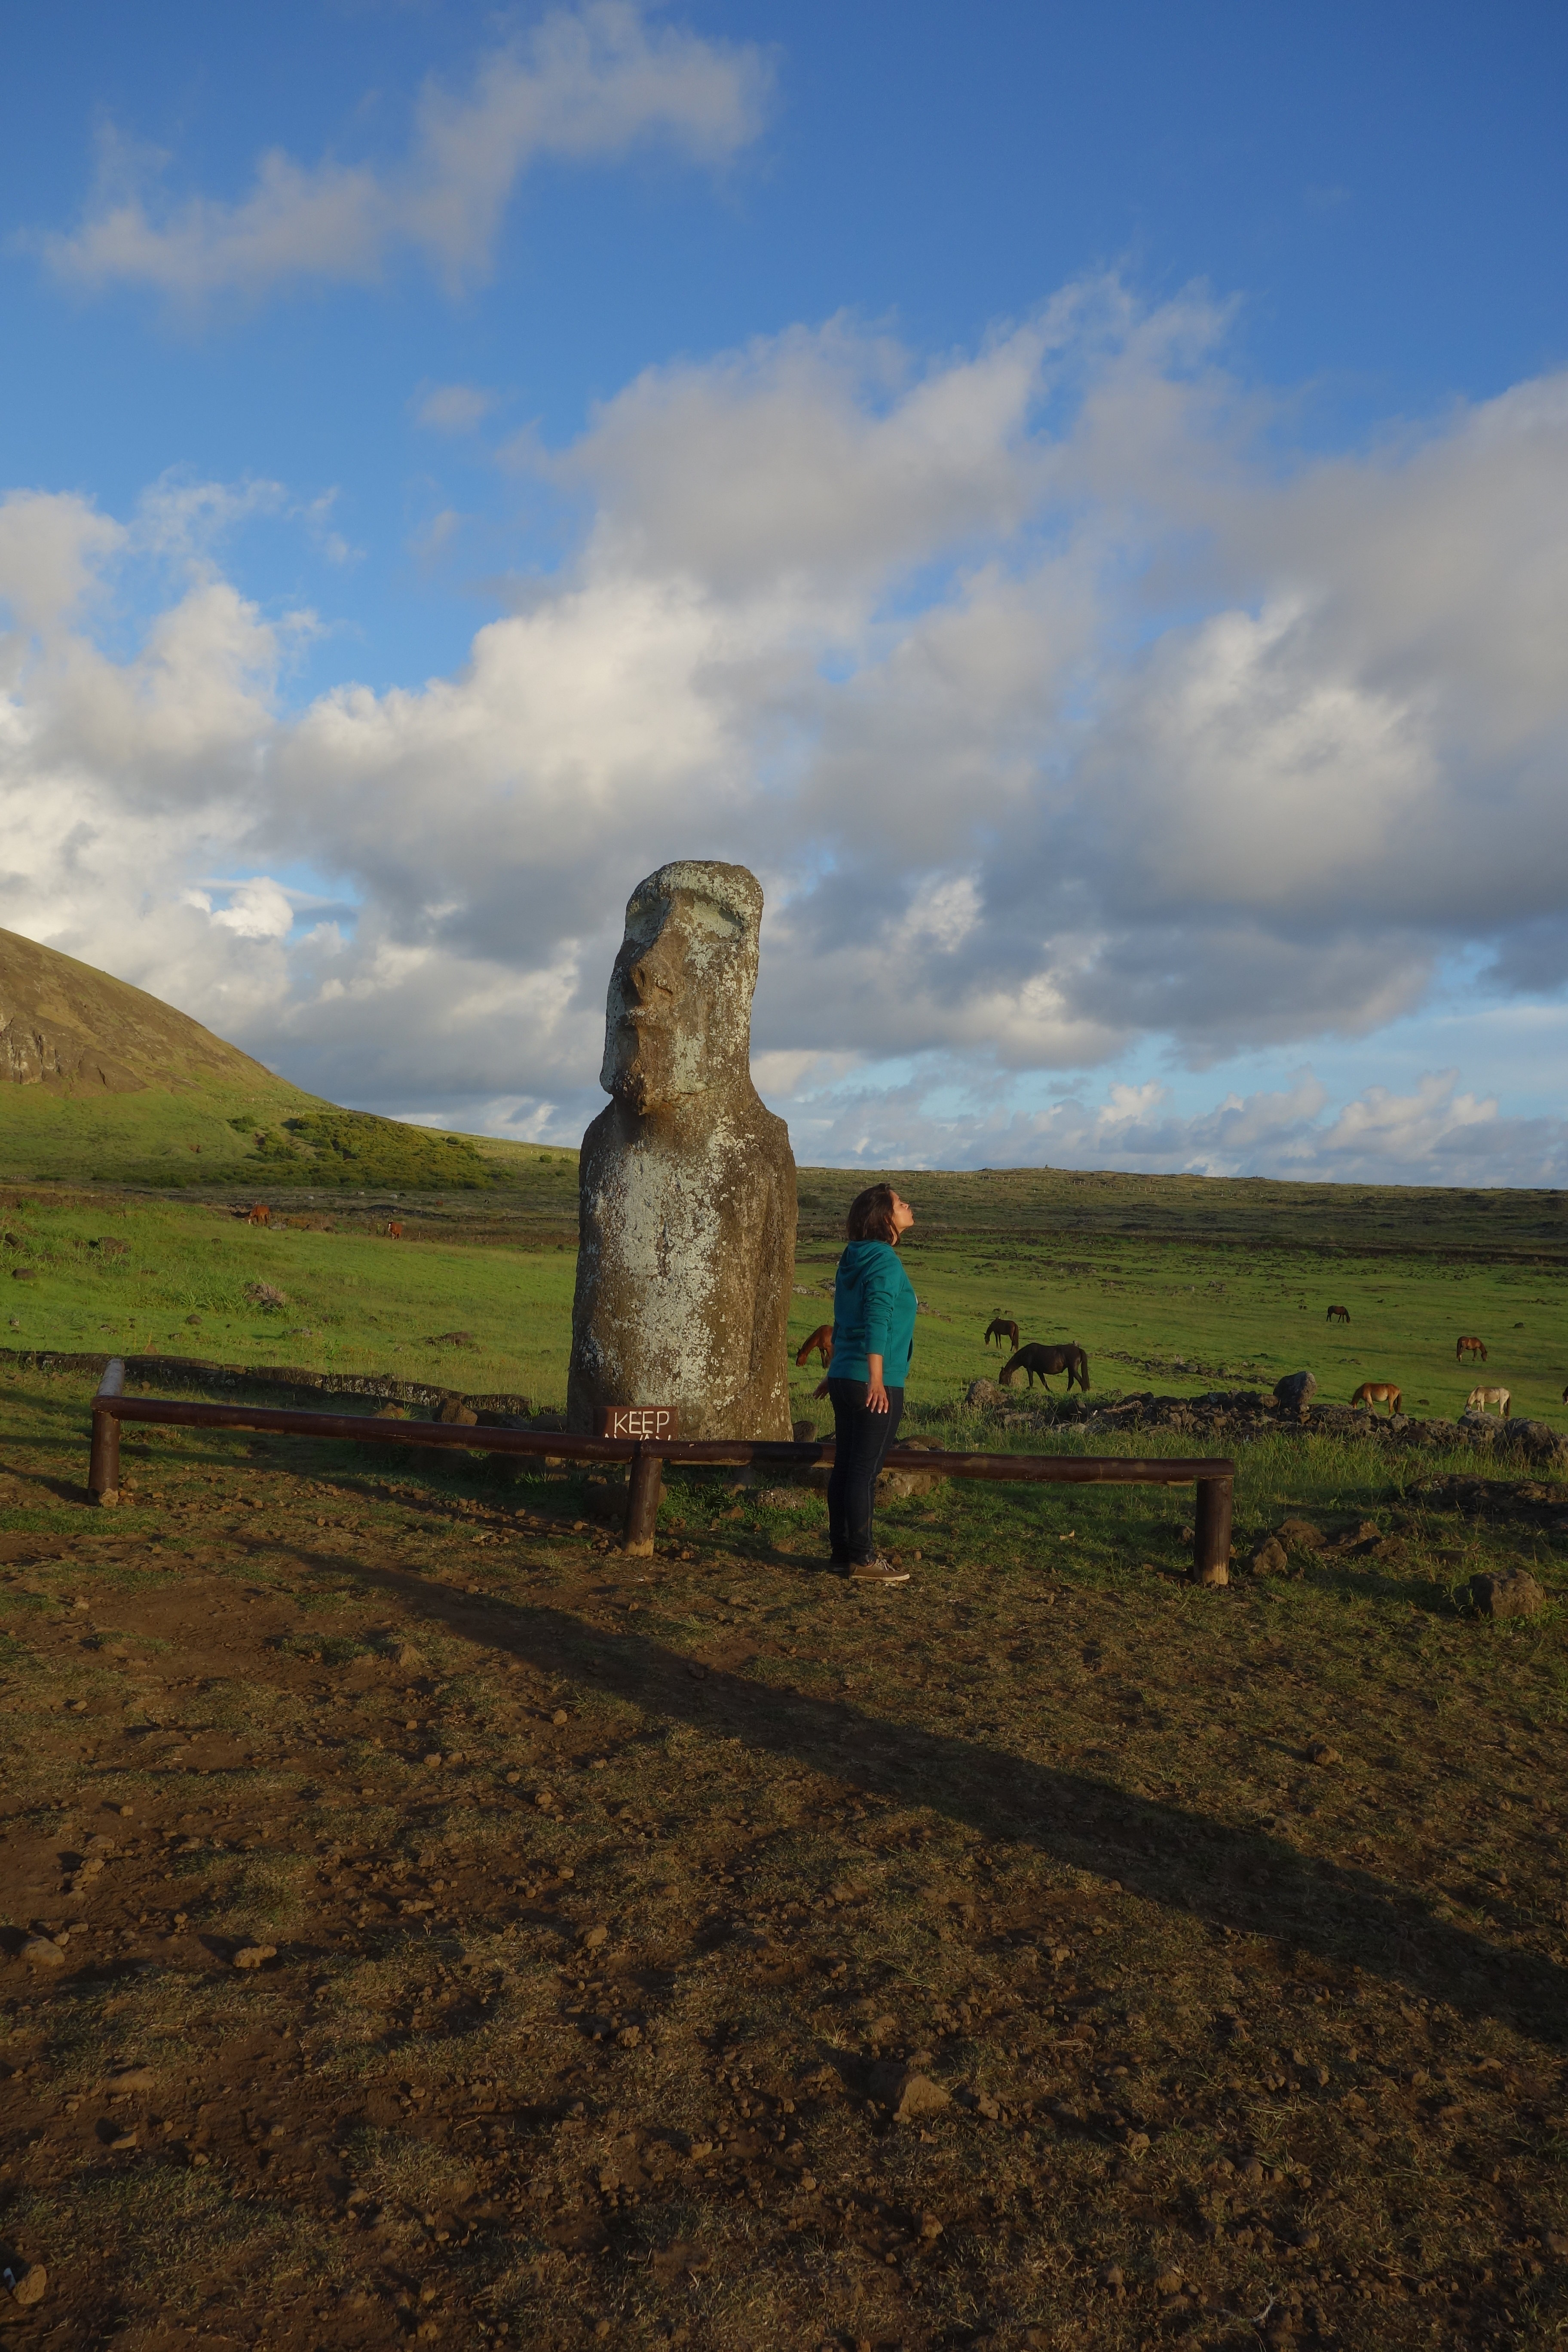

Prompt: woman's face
[889,1191,915,1239]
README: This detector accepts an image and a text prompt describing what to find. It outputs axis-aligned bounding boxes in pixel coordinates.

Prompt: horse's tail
[1073,1348,1090,1390]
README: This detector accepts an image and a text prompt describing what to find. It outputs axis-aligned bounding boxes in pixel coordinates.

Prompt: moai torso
[566,861,796,1441]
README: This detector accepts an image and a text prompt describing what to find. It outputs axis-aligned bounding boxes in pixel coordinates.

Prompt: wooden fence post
[1191,1475,1232,1585]
[622,1445,664,1558]
[89,1359,125,1503]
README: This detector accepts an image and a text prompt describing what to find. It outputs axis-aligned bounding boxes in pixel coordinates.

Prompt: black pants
[826,1378,904,1563]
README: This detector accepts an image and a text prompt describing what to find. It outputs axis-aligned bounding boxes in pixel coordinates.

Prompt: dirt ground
[1,1404,1566,2351]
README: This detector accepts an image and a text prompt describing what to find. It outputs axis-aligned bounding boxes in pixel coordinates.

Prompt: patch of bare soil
[1,1437,1565,2351]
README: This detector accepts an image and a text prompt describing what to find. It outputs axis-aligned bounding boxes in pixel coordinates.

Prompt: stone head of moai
[599,859,763,1114]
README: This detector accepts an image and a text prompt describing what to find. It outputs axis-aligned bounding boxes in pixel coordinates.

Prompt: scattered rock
[1273,1371,1317,1409]
[791,1419,819,1443]
[1247,1536,1289,1577]
[392,1642,423,1667]
[1307,1739,1340,1765]
[19,1936,67,1967]
[965,1378,1004,1409]
[104,2066,156,2092]
[1154,2266,1184,2294]
[869,2062,950,2122]
[580,1925,609,1950]
[436,1399,478,1424]
[1121,2128,1150,2159]
[1470,1568,1545,1620]
[3,2262,46,2307]
[759,1487,809,1508]
[1276,1517,1326,1550]
[231,1945,277,1970]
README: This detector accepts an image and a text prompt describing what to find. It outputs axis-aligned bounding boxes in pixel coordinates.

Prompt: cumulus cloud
[36,3,771,303]
[782,1063,1568,1188]
[414,383,498,434]
[2,282,1567,1182]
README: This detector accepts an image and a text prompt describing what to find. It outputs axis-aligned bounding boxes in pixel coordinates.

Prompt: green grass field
[2,1175,1564,1433]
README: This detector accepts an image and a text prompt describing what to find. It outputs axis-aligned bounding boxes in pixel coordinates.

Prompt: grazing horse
[795,1324,834,1370]
[1326,1304,1350,1323]
[985,1317,1020,1351]
[1466,1386,1510,1418]
[246,1204,270,1228]
[385,1220,404,1239]
[1351,1381,1401,1416]
[1001,1343,1090,1393]
[1455,1335,1487,1363]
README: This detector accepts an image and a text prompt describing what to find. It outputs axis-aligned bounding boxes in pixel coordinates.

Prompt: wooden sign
[595,1406,680,1442]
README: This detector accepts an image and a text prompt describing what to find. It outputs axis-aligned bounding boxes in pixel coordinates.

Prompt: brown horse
[1351,1381,1401,1416]
[386,1220,404,1239]
[1455,1335,1487,1363]
[985,1317,1020,1351]
[795,1324,833,1370]
[1326,1303,1350,1323]
[1001,1343,1090,1393]
[246,1204,270,1227]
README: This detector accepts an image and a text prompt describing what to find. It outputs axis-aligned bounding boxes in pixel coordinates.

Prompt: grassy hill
[0,926,569,1194]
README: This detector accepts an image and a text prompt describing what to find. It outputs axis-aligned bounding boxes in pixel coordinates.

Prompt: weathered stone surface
[1470,1567,1545,1620]
[1247,1535,1289,1577]
[965,1378,1004,1409]
[1496,1418,1567,1465]
[1273,1371,1317,1409]
[569,863,796,1442]
[1276,1517,1326,1550]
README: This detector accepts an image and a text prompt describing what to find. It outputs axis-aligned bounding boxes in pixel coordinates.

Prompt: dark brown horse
[985,1317,1020,1351]
[1326,1303,1350,1323]
[1455,1335,1487,1363]
[1000,1343,1090,1393]
[795,1324,833,1370]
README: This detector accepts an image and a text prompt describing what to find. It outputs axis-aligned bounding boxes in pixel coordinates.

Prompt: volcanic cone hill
[0,927,524,1193]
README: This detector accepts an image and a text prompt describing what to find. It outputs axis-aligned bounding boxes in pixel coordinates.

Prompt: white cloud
[3,286,1568,1184]
[35,4,771,304]
[414,384,498,434]
[780,1063,1568,1187]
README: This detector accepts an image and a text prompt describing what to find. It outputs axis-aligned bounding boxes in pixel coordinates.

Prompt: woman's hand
[865,1354,889,1412]
[811,1377,830,1400]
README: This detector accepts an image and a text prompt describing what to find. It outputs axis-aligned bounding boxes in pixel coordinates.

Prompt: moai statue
[568,859,797,1441]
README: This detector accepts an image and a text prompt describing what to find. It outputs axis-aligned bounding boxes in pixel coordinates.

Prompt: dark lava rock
[1274,1371,1317,1409]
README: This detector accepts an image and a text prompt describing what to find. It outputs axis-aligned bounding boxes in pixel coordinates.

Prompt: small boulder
[1247,1536,1289,1577]
[104,2066,156,2093]
[3,2262,46,2307]
[1307,1738,1340,1766]
[869,2062,950,2122]
[231,1944,276,1970]
[965,1378,1004,1410]
[19,1936,67,1968]
[1273,1371,1317,1410]
[1470,1568,1545,1621]
[1275,1518,1326,1550]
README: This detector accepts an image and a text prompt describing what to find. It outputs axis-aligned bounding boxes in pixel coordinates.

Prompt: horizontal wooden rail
[86,1362,1235,1583]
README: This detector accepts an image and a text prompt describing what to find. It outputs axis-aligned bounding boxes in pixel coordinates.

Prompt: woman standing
[821,1182,917,1582]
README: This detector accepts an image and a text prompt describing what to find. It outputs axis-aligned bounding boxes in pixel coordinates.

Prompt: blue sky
[2,1,1566,1181]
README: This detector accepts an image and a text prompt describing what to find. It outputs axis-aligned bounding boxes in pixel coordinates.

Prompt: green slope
[0,926,544,1192]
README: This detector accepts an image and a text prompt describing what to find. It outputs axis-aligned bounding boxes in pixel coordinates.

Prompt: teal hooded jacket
[830,1239,917,1387]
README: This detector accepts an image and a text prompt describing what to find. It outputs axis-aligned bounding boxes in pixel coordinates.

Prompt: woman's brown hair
[845,1182,899,1245]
